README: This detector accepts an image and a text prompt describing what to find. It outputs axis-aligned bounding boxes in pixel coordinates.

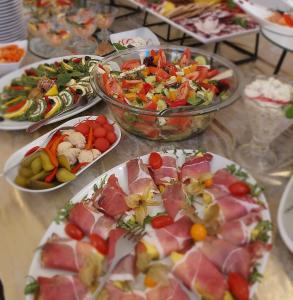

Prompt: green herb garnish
[54,200,75,224]
[226,164,249,181]
[251,220,272,243]
[249,264,263,284]
[24,278,39,295]
[284,103,293,119]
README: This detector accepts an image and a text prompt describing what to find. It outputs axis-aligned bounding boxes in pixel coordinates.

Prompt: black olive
[0,116,4,122]
[143,56,155,67]
[85,56,91,61]
[63,59,69,63]
[76,89,83,95]
[49,98,55,105]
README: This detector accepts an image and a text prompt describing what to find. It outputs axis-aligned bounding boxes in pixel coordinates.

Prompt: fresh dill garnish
[54,201,75,224]
[249,264,263,284]
[226,164,249,180]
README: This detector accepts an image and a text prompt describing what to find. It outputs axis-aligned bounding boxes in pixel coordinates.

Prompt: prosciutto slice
[200,239,251,279]
[218,212,261,245]
[37,275,89,300]
[94,174,129,218]
[41,237,102,272]
[172,246,227,300]
[146,276,196,300]
[68,202,115,239]
[151,155,178,185]
[213,169,237,188]
[217,195,262,222]
[162,182,186,219]
[103,282,146,300]
[127,158,159,195]
[180,153,213,182]
[143,216,192,258]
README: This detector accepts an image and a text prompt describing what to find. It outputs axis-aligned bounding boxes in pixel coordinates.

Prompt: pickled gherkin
[40,151,55,171]
[31,157,42,174]
[56,168,76,183]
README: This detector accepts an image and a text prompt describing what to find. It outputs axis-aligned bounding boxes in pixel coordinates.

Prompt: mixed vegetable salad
[14,115,118,190]
[100,48,231,111]
[0,56,98,122]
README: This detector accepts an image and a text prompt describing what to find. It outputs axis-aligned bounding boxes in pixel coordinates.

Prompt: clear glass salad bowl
[90,45,243,141]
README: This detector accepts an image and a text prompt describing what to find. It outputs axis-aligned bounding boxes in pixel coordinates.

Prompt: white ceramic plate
[26,150,272,299]
[110,27,160,51]
[3,116,121,193]
[277,176,293,252]
[234,0,293,36]
[0,55,103,131]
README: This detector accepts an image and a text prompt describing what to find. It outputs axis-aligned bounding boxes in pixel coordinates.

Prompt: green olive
[40,151,54,171]
[56,168,76,183]
[15,175,28,187]
[19,167,34,178]
[58,155,71,171]
[31,157,42,174]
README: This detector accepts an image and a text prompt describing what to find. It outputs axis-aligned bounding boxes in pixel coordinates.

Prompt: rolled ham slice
[41,237,103,273]
[218,212,261,245]
[127,158,159,195]
[180,153,213,182]
[213,168,237,188]
[143,216,192,258]
[68,202,115,239]
[151,155,178,185]
[162,182,186,219]
[146,276,197,300]
[37,275,90,300]
[94,174,129,218]
[200,238,251,279]
[103,282,146,300]
[172,246,227,300]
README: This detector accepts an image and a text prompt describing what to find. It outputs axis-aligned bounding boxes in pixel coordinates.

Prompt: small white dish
[110,27,160,51]
[3,116,122,193]
[0,40,27,77]
[277,176,293,252]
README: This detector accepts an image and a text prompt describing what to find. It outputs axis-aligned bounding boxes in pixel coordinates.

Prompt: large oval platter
[4,116,121,193]
[26,150,272,299]
[0,55,102,131]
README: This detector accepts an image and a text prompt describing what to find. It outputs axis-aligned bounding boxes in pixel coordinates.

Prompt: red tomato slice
[284,14,293,27]
[165,63,177,76]
[176,81,190,101]
[228,273,249,300]
[207,69,220,78]
[156,68,170,82]
[151,215,173,229]
[186,71,199,80]
[89,233,109,255]
[145,101,157,110]
[200,82,219,94]
[121,79,143,89]
[148,66,158,75]
[167,99,187,107]
[149,152,163,169]
[157,49,167,68]
[65,223,84,240]
[179,48,191,66]
[141,83,153,94]
[197,66,209,82]
[102,74,123,97]
[229,181,250,196]
[121,59,141,71]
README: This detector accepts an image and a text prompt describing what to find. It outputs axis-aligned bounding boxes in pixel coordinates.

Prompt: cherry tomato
[94,137,110,152]
[89,233,109,255]
[65,223,84,240]
[75,123,90,136]
[96,115,108,125]
[103,123,114,132]
[149,152,163,169]
[121,59,141,71]
[228,272,249,300]
[106,132,117,144]
[229,181,250,196]
[151,215,173,229]
[94,127,106,138]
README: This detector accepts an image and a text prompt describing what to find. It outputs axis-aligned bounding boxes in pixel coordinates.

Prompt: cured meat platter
[25,150,272,300]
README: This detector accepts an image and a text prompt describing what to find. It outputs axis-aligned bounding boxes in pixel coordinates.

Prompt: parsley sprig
[249,264,263,284]
[251,220,272,243]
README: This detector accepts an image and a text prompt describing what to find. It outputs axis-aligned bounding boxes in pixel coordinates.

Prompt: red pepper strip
[49,135,65,157]
[44,147,58,168]
[71,162,88,174]
[6,100,27,113]
[85,127,93,150]
[46,132,62,149]
[9,85,25,91]
[44,167,58,183]
[24,146,40,157]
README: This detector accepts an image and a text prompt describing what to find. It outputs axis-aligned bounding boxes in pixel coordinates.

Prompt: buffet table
[0,49,292,300]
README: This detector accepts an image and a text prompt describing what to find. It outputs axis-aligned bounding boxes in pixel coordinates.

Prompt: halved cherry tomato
[149,152,163,169]
[228,272,249,300]
[121,59,141,71]
[229,181,250,196]
[6,100,26,113]
[151,215,173,229]
[89,233,109,255]
[179,48,191,66]
[121,79,143,89]
[65,223,84,240]
[157,49,167,68]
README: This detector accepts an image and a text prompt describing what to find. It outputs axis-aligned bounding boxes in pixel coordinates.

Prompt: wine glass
[235,76,293,172]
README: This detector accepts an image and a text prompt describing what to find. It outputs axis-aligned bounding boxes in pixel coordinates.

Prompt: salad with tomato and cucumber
[0,56,99,122]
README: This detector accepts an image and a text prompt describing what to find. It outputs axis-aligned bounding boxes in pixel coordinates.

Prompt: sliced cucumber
[59,90,74,108]
[195,55,207,65]
[145,76,156,84]
[28,99,47,122]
